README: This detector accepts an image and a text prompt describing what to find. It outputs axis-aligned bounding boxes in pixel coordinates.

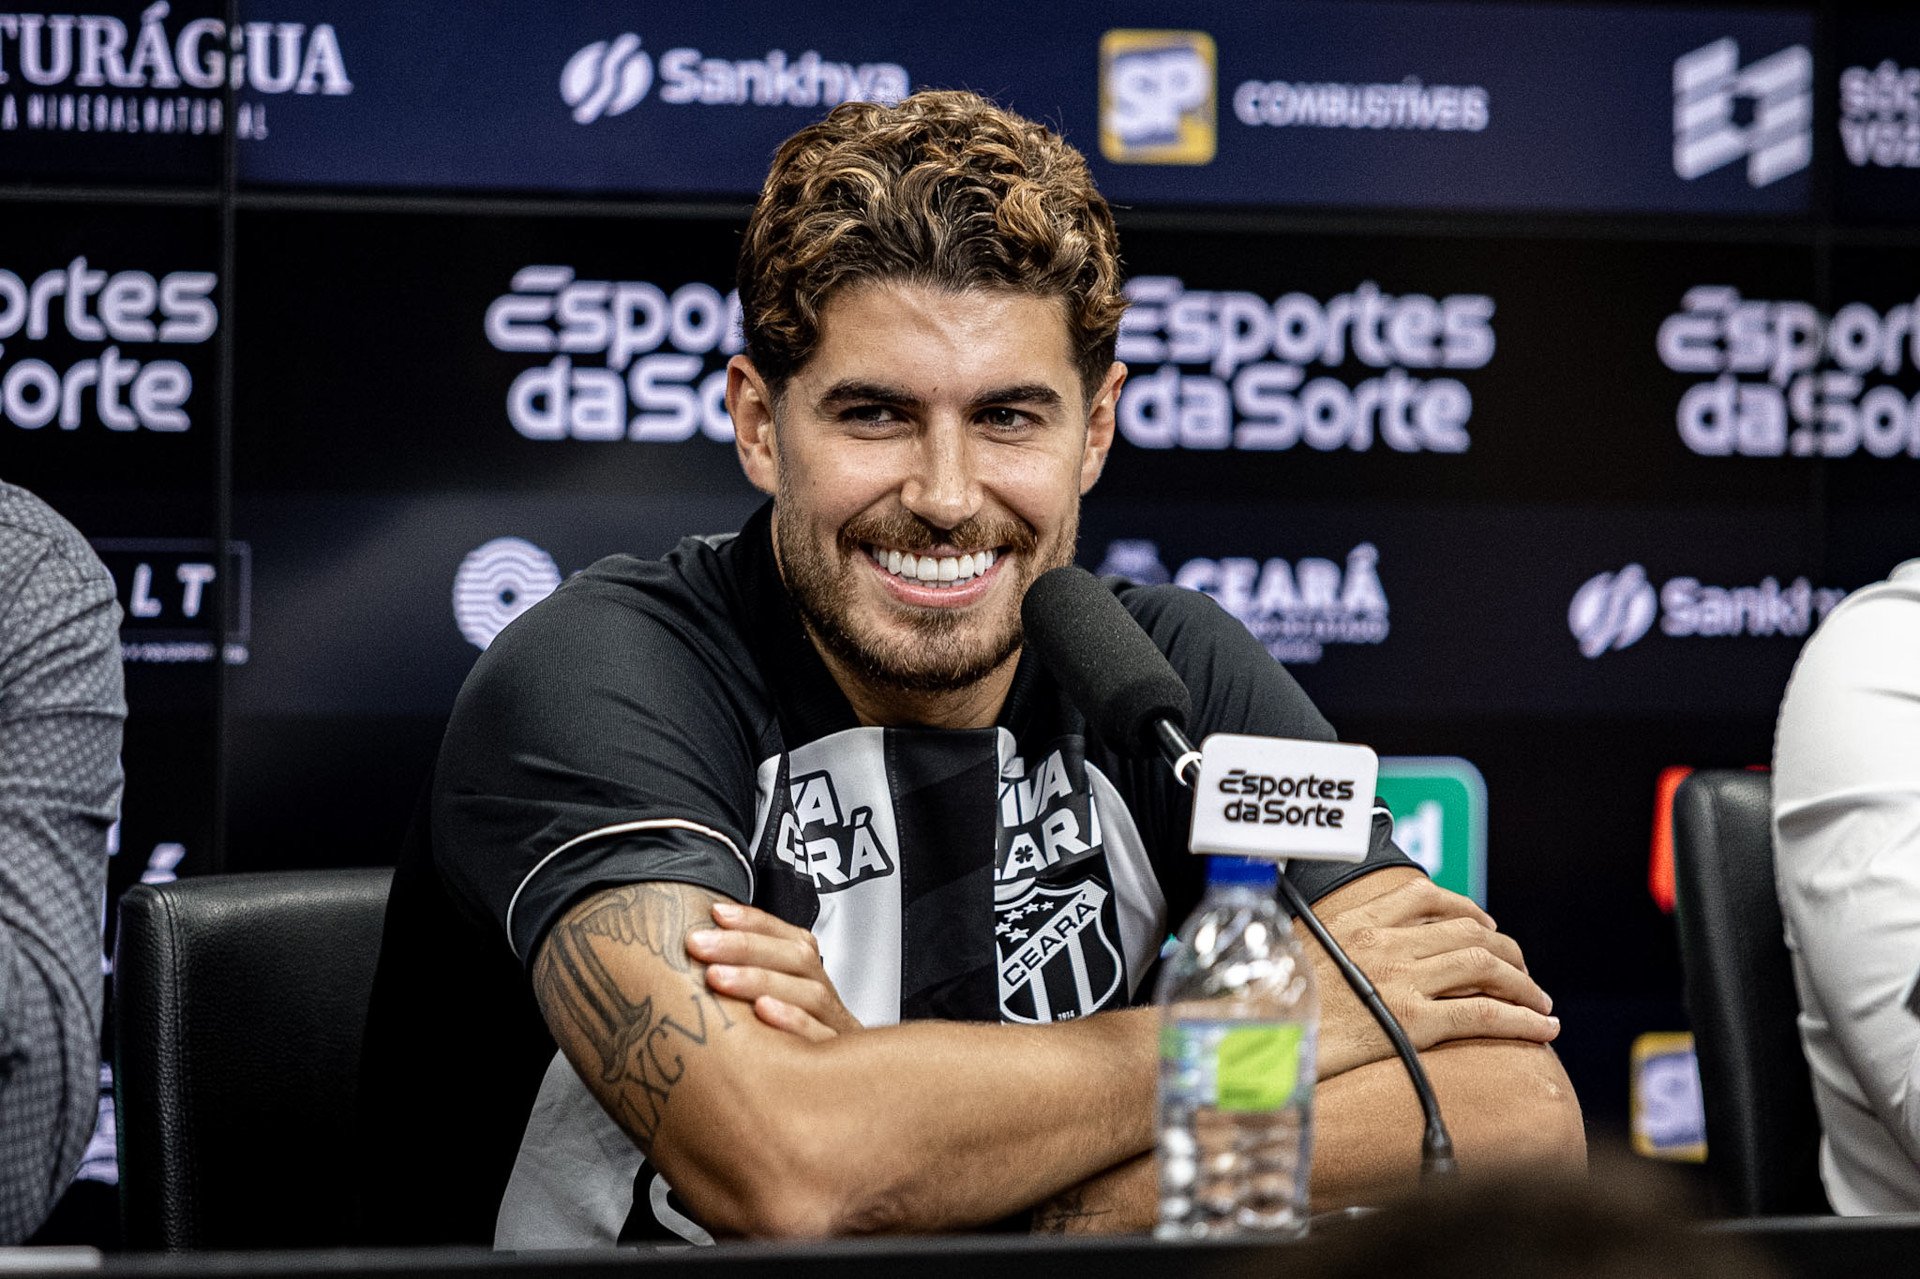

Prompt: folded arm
[1026,865,1583,1231]
[531,880,1156,1238]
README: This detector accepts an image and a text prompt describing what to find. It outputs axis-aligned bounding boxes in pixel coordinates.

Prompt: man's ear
[727,355,779,497]
[1079,361,1126,495]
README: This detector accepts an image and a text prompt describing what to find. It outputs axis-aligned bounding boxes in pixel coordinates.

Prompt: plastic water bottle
[1155,856,1318,1239]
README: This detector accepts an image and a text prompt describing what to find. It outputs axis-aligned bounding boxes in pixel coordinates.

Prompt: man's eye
[980,407,1031,430]
[844,405,902,425]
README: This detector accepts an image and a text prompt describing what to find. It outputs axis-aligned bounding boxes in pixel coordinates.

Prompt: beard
[775,484,1073,695]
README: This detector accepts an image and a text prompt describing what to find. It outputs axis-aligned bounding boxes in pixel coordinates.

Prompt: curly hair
[737,90,1127,401]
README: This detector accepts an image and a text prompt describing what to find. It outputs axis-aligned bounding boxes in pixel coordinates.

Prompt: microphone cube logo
[1569,564,1657,658]
[1189,734,1378,863]
[1100,30,1216,165]
[1673,38,1812,189]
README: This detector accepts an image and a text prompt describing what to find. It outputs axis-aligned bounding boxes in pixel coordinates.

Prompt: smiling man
[358,91,1582,1248]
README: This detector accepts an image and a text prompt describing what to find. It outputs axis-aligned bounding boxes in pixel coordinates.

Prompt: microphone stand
[1156,721,1459,1181]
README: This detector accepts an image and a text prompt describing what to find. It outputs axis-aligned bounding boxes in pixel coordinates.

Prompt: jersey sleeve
[432,574,764,967]
[1122,582,1419,906]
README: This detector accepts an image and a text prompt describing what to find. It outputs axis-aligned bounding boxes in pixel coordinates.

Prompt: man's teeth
[868,546,998,585]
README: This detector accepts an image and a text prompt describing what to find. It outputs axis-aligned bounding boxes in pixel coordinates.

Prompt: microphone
[1021,565,1458,1181]
[1019,564,1201,784]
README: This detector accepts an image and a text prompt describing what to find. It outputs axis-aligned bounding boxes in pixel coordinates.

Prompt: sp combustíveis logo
[1100,30,1215,165]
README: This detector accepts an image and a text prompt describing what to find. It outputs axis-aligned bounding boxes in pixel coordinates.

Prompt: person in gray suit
[0,481,123,1243]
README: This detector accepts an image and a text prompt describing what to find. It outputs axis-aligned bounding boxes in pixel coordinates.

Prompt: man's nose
[900,422,981,531]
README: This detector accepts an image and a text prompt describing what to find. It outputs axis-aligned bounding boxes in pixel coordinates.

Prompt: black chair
[1672,769,1830,1216]
[112,868,393,1250]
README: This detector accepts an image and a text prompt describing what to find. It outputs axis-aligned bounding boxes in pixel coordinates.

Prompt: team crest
[996,877,1125,1023]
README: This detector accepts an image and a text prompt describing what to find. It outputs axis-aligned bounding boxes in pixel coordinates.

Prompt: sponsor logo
[1658,287,1920,459]
[771,769,896,892]
[1099,29,1215,165]
[558,30,905,121]
[1376,756,1487,907]
[93,538,247,664]
[0,257,215,433]
[997,745,1103,883]
[1099,538,1387,666]
[452,537,561,650]
[1093,539,1169,585]
[0,5,351,141]
[1841,60,1920,169]
[1189,734,1378,862]
[560,34,651,124]
[1233,74,1488,134]
[485,265,742,443]
[1631,1031,1707,1162]
[1568,564,1657,657]
[1673,38,1812,189]
[1647,764,1692,914]
[1570,563,1845,659]
[996,877,1123,1023]
[1115,276,1493,453]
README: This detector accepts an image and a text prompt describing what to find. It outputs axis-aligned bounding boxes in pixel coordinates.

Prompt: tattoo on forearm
[1032,1186,1113,1235]
[533,883,737,1144]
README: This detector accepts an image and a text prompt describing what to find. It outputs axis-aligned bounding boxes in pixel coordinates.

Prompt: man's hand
[687,901,864,1042]
[1308,868,1558,1079]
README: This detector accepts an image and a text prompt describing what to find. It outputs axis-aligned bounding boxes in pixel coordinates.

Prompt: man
[1774,558,1920,1213]
[359,90,1582,1247]
[0,481,121,1243]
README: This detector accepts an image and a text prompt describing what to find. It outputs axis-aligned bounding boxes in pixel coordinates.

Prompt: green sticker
[1215,1025,1302,1111]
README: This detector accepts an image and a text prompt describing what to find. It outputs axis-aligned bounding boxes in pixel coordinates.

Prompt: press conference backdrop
[4,0,1917,1240]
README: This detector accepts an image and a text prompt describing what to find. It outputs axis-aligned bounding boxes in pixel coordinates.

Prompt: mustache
[839,510,1038,557]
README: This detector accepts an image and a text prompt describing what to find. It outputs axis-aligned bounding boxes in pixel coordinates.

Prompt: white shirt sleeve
[1774,560,1920,1211]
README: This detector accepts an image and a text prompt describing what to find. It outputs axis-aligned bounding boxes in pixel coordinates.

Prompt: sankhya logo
[1570,563,1845,660]
[453,537,562,650]
[561,34,651,124]
[1115,277,1493,454]
[1672,38,1811,189]
[1098,539,1388,665]
[557,32,905,121]
[1568,565,1657,658]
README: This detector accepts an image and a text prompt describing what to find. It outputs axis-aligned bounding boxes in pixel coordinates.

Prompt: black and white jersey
[357,502,1414,1248]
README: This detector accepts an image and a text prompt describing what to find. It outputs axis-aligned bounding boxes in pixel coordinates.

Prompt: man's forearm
[774,1008,1159,1233]
[1031,1152,1156,1235]
[1308,1039,1585,1209]
[536,882,1158,1238]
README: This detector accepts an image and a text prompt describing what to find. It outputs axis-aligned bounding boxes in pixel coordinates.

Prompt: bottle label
[1160,1021,1305,1112]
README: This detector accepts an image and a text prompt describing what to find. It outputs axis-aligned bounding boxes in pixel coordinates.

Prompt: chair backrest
[112,868,393,1251]
[1671,769,1829,1216]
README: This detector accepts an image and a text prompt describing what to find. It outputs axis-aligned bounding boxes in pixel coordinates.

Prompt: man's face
[730,280,1121,696]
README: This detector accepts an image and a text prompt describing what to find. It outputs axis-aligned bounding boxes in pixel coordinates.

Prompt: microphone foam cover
[1021,565,1192,755]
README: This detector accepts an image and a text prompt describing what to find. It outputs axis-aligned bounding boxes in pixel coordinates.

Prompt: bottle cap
[1206,855,1280,887]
